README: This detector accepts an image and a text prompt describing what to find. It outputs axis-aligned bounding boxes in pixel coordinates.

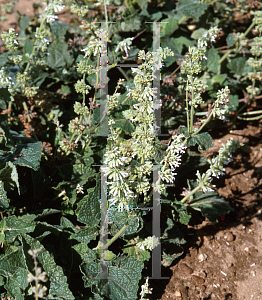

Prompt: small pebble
[225,232,234,242]
[179,263,193,275]
[174,290,181,297]
[191,275,205,285]
[198,253,208,262]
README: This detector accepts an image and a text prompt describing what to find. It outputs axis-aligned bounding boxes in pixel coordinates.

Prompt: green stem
[192,111,213,136]
[189,75,194,134]
[186,80,190,131]
[237,114,262,120]
[104,0,109,34]
[219,21,255,65]
[100,224,129,250]
[181,185,200,204]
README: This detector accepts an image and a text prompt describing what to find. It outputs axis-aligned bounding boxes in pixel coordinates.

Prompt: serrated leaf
[18,15,30,31]
[161,248,184,267]
[70,227,98,244]
[172,36,194,54]
[211,74,227,85]
[226,33,236,47]
[12,142,42,171]
[177,0,208,21]
[189,192,233,223]
[160,18,178,36]
[47,40,73,69]
[0,247,28,298]
[0,115,13,146]
[162,218,187,244]
[0,247,27,276]
[5,267,28,298]
[112,118,136,135]
[50,21,67,40]
[107,256,144,300]
[227,57,246,77]
[187,132,213,152]
[228,94,239,110]
[0,161,20,195]
[0,88,11,105]
[0,181,9,209]
[108,209,141,236]
[207,47,220,73]
[4,216,35,241]
[191,28,207,40]
[76,174,100,226]
[122,241,151,262]
[171,201,191,225]
[73,243,96,262]
[21,234,75,299]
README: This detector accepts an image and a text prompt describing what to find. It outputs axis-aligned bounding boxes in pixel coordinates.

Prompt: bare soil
[1,1,262,299]
[158,119,262,300]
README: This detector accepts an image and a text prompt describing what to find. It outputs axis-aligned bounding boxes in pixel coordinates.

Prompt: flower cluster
[103,48,174,211]
[115,37,134,57]
[140,277,152,300]
[1,28,19,51]
[81,29,107,57]
[210,86,230,121]
[42,0,65,23]
[156,134,187,192]
[137,236,160,251]
[196,140,241,192]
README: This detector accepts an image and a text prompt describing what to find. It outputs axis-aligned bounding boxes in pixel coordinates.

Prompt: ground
[1,1,262,299]
[157,120,262,300]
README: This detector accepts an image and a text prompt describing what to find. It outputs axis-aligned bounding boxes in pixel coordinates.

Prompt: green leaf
[73,243,97,262]
[0,179,9,209]
[161,218,187,244]
[50,21,68,40]
[0,114,13,146]
[47,40,73,69]
[227,57,246,77]
[0,161,20,195]
[12,142,42,171]
[177,0,208,21]
[112,118,136,136]
[187,132,213,152]
[189,192,233,223]
[171,201,191,225]
[0,247,28,298]
[162,249,184,267]
[76,173,100,226]
[22,39,34,62]
[108,209,141,236]
[226,33,236,48]
[228,94,239,110]
[160,18,178,36]
[107,256,144,300]
[21,234,75,299]
[172,36,194,54]
[4,216,35,241]
[0,88,11,107]
[18,15,30,32]
[191,28,207,40]
[211,74,227,85]
[207,47,220,73]
[122,240,151,262]
[70,227,98,244]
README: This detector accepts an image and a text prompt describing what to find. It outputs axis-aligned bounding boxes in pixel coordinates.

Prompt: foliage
[1,0,260,298]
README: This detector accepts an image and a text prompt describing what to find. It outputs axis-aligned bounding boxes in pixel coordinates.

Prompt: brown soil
[1,1,262,300]
[158,120,262,300]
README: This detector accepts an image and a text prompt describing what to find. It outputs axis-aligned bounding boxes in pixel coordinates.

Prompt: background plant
[0,0,258,299]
